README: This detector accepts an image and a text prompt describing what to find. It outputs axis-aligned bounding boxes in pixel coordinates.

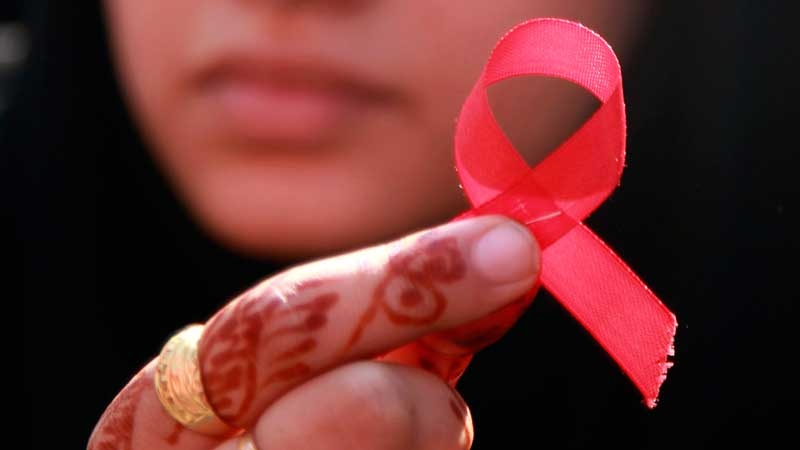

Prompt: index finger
[88,215,539,449]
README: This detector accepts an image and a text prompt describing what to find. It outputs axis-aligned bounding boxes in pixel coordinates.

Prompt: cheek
[185,119,468,259]
[104,0,216,215]
[101,0,646,260]
[104,0,189,129]
[347,109,468,222]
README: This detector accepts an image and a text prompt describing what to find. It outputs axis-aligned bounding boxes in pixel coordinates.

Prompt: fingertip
[470,216,540,286]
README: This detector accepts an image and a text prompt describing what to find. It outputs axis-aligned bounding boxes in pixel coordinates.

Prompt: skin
[103,0,650,259]
[89,216,541,450]
[94,1,651,448]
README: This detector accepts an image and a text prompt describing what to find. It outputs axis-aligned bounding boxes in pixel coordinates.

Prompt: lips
[196,55,396,146]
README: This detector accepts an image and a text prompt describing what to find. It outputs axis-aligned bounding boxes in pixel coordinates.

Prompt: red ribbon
[454,18,676,407]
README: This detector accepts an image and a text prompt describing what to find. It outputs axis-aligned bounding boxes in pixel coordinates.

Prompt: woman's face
[104,0,648,259]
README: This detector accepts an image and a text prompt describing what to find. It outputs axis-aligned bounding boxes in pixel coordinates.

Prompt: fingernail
[472,220,539,285]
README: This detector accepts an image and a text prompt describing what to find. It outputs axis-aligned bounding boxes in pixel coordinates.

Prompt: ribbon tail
[540,223,677,407]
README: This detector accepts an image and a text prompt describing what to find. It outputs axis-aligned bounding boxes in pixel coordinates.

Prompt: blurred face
[104,0,649,259]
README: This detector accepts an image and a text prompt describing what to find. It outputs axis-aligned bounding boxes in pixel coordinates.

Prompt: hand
[88,215,541,450]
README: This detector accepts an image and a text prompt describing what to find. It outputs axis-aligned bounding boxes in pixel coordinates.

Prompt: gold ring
[154,324,237,436]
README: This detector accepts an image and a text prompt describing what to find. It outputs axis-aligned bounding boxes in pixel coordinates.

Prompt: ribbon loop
[453,18,676,407]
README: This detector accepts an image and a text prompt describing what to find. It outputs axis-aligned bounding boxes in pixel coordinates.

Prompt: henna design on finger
[445,324,507,350]
[346,236,466,349]
[417,293,533,362]
[165,422,184,445]
[260,362,313,389]
[414,341,472,386]
[199,282,339,427]
[87,370,150,450]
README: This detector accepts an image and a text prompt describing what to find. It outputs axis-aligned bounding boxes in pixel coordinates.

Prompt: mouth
[195,54,399,147]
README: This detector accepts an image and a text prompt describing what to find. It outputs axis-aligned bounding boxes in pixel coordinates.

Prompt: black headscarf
[9,2,280,447]
[10,1,798,448]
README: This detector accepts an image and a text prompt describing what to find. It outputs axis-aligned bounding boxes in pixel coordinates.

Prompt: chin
[187,189,465,263]
[191,202,407,263]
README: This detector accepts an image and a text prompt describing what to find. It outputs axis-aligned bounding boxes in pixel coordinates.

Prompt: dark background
[8,1,799,449]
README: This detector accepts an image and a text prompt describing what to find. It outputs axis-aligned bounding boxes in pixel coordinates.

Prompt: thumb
[88,215,539,449]
[199,215,540,429]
